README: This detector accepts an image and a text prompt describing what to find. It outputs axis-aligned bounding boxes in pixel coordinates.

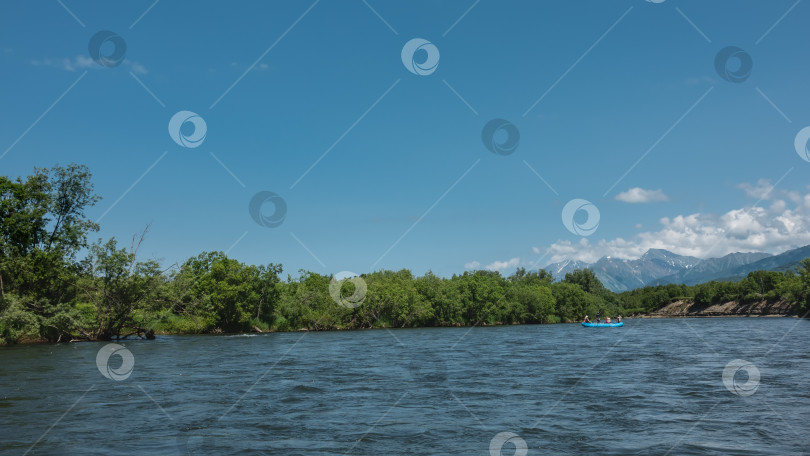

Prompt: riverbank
[3,298,805,346]
[640,299,801,318]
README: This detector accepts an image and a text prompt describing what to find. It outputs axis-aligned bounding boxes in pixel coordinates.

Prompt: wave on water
[290,384,325,394]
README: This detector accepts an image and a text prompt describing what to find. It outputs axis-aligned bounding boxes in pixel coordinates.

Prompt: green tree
[274,270,336,330]
[176,251,282,332]
[0,164,98,301]
[509,267,554,287]
[503,283,556,323]
[551,282,588,322]
[80,235,163,340]
[415,271,458,325]
[563,268,607,295]
[0,295,41,344]
[452,271,507,324]
[795,259,810,314]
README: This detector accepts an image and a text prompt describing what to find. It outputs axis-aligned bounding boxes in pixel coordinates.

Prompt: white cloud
[129,61,147,75]
[615,187,669,203]
[464,261,480,269]
[30,56,96,71]
[486,257,520,272]
[230,62,269,72]
[738,179,775,200]
[546,181,810,264]
[30,55,147,74]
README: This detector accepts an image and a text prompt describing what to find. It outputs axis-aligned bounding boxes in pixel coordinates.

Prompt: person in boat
[617,315,622,323]
[583,315,591,323]
[605,316,611,324]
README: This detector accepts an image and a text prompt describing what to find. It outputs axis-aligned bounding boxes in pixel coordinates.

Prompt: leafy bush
[0,295,40,343]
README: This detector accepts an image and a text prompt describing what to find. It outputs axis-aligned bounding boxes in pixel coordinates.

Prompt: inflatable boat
[581,321,623,327]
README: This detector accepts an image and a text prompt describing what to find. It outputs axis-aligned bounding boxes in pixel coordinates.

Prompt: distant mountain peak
[543,245,805,292]
[641,248,689,261]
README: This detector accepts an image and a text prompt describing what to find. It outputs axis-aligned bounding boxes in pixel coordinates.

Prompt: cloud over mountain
[486,257,520,272]
[547,181,810,264]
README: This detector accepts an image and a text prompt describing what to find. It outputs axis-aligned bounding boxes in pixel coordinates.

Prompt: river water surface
[1,317,809,455]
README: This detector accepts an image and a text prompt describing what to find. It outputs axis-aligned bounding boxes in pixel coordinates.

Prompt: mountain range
[545,245,810,292]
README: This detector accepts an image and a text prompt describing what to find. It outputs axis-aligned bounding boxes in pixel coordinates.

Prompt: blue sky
[2,0,809,278]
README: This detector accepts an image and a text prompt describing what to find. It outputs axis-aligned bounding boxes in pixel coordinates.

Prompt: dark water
[1,318,809,455]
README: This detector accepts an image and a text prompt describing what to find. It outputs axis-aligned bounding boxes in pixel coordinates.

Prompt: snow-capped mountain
[544,247,793,292]
[649,251,772,287]
[547,249,702,292]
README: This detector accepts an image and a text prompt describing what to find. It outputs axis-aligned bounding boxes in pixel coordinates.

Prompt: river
[1,317,808,455]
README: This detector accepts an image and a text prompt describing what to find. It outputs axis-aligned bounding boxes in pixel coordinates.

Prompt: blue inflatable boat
[582,321,623,327]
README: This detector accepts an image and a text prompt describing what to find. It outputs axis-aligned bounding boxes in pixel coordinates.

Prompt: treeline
[619,267,810,315]
[1,165,809,344]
